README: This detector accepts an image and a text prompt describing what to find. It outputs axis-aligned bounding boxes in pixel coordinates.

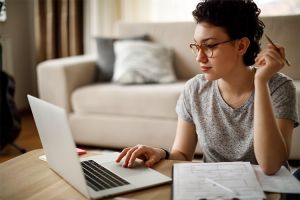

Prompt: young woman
[116,0,299,175]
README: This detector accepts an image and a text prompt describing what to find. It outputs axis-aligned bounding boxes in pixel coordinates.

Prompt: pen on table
[265,34,291,66]
[205,177,238,196]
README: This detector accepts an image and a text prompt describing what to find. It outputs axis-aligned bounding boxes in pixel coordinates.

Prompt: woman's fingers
[254,44,286,82]
[255,47,285,68]
[115,147,130,162]
[128,146,148,167]
[123,146,139,167]
[115,145,162,168]
[268,43,285,60]
[145,157,158,168]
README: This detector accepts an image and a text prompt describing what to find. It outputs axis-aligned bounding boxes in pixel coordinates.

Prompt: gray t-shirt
[176,73,299,164]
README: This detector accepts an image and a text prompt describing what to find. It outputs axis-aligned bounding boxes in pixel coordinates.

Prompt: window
[122,0,300,23]
[256,0,300,16]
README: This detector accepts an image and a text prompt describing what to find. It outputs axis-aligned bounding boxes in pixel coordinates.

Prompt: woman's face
[193,22,244,81]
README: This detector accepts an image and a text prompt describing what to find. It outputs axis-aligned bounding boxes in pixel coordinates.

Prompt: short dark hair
[192,0,265,66]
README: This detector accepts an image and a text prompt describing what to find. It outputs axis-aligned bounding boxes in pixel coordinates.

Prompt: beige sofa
[37,15,300,159]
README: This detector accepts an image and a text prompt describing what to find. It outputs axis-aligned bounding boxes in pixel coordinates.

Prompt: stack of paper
[173,162,300,200]
[253,165,300,193]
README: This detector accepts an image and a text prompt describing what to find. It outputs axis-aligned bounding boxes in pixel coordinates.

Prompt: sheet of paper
[173,162,265,200]
[38,148,87,162]
[253,165,300,193]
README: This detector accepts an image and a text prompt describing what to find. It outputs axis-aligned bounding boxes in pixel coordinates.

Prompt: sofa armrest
[37,55,97,113]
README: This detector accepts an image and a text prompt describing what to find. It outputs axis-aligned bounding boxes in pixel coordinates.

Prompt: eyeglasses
[189,39,235,58]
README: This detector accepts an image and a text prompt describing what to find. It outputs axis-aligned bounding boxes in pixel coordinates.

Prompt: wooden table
[0,149,280,200]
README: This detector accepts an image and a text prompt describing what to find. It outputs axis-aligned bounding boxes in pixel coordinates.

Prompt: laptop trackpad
[101,160,151,178]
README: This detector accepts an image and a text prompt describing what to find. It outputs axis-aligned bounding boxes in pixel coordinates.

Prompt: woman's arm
[170,117,198,161]
[116,117,198,167]
[254,80,293,175]
[254,44,294,175]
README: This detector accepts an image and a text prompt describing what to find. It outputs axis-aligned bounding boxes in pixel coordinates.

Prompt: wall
[0,0,36,110]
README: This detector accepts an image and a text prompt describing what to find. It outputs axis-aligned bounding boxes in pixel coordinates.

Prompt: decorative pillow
[113,40,176,84]
[95,35,150,82]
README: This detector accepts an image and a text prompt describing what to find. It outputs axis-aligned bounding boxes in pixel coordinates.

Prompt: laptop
[27,95,171,199]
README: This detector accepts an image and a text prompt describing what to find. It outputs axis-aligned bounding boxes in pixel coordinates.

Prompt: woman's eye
[204,44,216,49]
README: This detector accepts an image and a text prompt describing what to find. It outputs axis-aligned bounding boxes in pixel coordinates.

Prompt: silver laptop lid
[27,95,90,198]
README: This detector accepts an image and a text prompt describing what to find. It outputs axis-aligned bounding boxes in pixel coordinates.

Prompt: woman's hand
[254,44,286,83]
[115,144,166,168]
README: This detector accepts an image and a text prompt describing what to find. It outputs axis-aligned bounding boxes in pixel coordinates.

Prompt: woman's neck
[217,66,256,108]
[218,65,255,95]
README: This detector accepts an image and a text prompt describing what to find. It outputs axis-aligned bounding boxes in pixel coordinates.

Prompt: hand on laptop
[116,144,166,168]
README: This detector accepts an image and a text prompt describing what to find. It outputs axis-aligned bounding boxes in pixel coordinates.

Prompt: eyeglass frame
[189,39,236,58]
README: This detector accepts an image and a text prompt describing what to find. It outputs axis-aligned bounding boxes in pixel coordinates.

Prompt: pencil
[265,34,291,66]
[205,177,238,196]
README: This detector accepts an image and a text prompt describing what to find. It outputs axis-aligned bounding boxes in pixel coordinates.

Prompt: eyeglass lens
[190,44,213,58]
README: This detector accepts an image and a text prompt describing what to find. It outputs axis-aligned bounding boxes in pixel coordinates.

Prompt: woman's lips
[200,66,212,72]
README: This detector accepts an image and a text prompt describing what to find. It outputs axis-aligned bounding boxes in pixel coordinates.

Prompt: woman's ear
[237,37,250,55]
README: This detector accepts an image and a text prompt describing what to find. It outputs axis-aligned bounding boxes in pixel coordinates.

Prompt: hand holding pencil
[254,34,290,82]
[265,34,290,66]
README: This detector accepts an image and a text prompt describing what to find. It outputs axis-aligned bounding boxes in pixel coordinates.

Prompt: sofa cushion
[95,35,150,82]
[71,82,185,119]
[113,40,176,84]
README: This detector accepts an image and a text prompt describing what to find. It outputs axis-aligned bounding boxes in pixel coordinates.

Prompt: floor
[0,111,42,163]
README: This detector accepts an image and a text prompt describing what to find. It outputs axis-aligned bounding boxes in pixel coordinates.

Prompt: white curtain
[84,0,122,54]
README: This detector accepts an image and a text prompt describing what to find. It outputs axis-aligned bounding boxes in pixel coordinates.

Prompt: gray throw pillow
[113,40,177,84]
[95,35,150,82]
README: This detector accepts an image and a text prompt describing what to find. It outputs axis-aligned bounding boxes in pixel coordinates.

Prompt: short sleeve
[271,80,299,128]
[176,82,193,122]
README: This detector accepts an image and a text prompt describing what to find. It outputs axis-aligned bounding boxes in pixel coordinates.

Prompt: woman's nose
[196,50,208,63]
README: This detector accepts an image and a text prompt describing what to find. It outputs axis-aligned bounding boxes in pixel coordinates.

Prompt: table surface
[0,149,280,200]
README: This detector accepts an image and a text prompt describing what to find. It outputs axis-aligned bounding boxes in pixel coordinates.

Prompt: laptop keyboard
[81,160,130,191]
